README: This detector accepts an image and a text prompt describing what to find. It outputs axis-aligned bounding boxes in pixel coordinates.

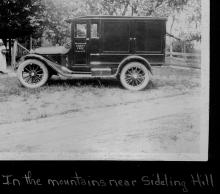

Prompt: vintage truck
[16,15,166,91]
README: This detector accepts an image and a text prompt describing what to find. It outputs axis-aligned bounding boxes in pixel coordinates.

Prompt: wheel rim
[124,66,145,87]
[22,63,44,85]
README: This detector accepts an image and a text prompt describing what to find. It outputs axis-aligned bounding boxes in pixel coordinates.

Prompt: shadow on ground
[47,76,154,89]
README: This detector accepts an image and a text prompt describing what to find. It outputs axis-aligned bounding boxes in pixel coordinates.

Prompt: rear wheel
[17,59,49,88]
[120,62,150,91]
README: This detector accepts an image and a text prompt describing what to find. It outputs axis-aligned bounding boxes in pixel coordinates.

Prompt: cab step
[91,68,112,76]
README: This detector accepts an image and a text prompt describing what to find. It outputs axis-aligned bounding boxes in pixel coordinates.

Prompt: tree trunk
[122,2,129,16]
[170,42,173,58]
[169,15,176,34]
[30,36,33,50]
[9,38,12,67]
[3,38,7,47]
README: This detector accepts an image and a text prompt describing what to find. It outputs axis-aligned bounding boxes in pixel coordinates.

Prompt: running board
[58,73,116,79]
[58,68,115,78]
[61,66,90,75]
[61,66,112,76]
[91,68,112,76]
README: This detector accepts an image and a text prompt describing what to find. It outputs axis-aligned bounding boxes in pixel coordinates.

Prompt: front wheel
[17,59,49,89]
[119,62,150,91]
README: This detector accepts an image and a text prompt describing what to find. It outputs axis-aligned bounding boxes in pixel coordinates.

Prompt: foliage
[41,0,71,45]
[0,0,201,47]
[41,0,201,45]
[167,0,201,42]
[0,0,44,40]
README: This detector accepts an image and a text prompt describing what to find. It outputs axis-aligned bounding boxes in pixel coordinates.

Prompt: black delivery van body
[17,16,167,90]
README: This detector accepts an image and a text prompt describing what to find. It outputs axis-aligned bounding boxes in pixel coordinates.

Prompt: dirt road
[0,91,200,160]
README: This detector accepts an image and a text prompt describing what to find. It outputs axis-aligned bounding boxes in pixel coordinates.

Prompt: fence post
[170,42,173,58]
[11,39,18,70]
[183,42,187,64]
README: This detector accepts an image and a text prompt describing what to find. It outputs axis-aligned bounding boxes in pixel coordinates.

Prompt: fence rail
[166,51,201,69]
[166,52,201,57]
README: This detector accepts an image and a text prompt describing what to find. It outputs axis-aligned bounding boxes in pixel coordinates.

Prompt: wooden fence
[166,51,201,69]
[11,40,30,70]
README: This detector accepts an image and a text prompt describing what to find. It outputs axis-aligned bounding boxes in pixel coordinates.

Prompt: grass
[0,66,200,97]
[0,66,200,124]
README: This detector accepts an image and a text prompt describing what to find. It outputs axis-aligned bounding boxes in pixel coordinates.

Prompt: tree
[98,0,189,16]
[0,0,44,40]
[40,0,201,47]
[166,0,201,41]
[41,0,70,45]
[41,0,96,45]
[0,0,44,62]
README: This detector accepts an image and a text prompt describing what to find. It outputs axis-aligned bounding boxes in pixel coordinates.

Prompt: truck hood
[30,46,70,55]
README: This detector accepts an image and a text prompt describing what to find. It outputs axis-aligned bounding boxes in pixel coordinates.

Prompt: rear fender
[116,55,152,77]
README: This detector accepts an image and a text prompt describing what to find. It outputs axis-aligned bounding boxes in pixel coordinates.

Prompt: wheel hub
[30,71,35,77]
[132,73,138,79]
[22,63,44,85]
[125,67,146,87]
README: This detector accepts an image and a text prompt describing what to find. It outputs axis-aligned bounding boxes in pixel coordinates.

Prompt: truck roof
[66,15,167,22]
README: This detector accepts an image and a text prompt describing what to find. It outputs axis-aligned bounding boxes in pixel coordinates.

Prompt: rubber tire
[17,59,49,89]
[120,62,150,91]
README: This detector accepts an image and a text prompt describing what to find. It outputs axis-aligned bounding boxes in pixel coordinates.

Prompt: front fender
[19,54,73,76]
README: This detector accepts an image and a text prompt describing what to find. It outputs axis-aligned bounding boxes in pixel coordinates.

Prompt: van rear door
[134,20,164,53]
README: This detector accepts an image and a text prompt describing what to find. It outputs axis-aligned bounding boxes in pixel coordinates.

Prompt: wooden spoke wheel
[120,62,150,91]
[17,59,49,88]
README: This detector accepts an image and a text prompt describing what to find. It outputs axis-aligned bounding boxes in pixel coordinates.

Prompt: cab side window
[91,23,99,38]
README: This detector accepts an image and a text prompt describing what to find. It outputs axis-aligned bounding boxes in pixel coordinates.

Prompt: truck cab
[17,16,167,91]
